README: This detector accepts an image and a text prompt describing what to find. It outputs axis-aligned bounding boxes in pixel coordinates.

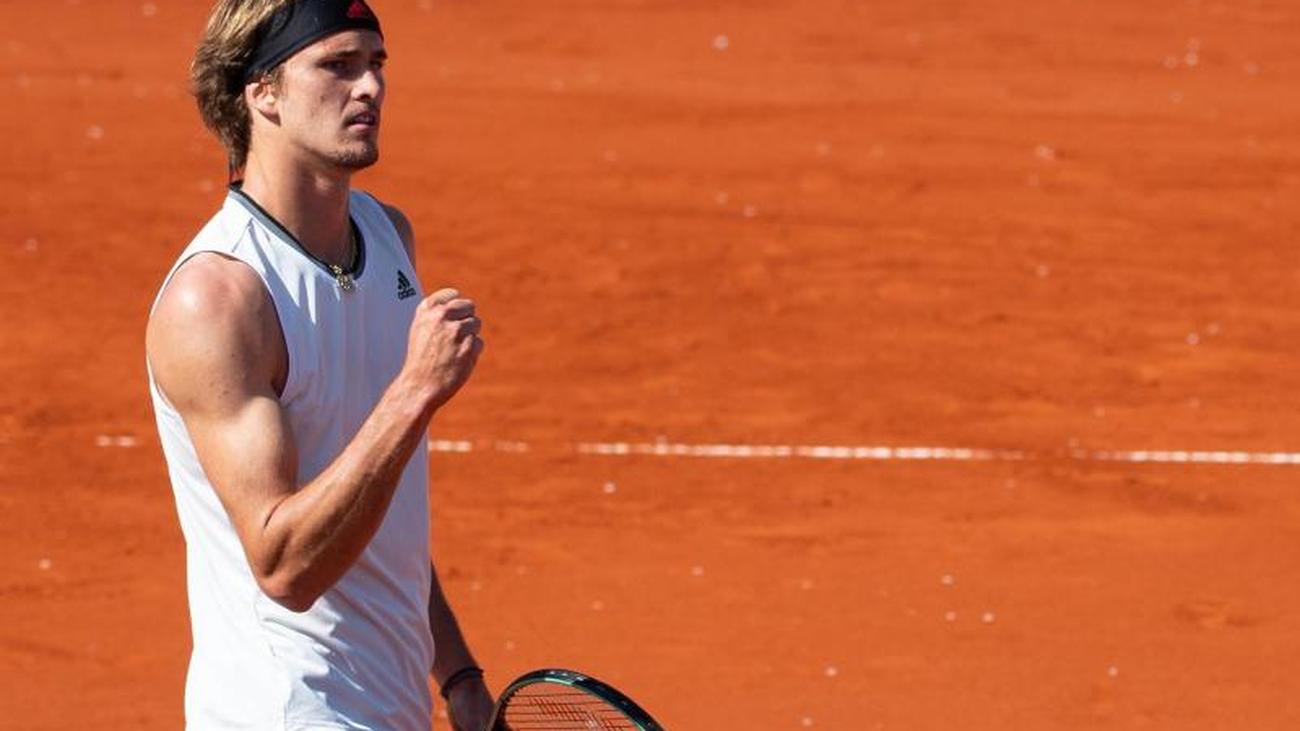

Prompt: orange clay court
[3,1,1300,729]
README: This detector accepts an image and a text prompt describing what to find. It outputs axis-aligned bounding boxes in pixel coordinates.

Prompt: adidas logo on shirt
[397,270,417,300]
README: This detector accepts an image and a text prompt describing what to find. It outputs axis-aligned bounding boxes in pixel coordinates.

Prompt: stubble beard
[331,140,380,171]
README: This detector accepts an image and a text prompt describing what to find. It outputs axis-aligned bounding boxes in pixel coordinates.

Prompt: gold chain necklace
[329,225,357,292]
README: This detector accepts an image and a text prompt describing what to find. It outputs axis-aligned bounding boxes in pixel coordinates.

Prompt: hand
[447,676,495,731]
[401,288,484,412]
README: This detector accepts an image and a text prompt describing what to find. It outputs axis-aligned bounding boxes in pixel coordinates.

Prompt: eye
[321,59,349,72]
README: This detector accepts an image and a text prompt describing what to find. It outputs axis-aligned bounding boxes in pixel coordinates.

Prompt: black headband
[243,0,383,82]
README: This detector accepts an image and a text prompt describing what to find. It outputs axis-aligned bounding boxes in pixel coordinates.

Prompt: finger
[442,298,476,320]
[426,288,460,307]
[459,333,484,359]
[455,317,482,340]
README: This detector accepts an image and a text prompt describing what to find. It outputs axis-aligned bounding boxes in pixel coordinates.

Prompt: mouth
[346,110,380,129]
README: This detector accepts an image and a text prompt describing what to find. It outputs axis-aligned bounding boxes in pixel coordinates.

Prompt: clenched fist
[401,287,484,412]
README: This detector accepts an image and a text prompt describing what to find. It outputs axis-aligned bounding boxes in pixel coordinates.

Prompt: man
[145,1,493,728]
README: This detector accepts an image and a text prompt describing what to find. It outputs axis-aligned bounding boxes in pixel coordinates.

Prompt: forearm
[429,563,480,684]
[255,372,436,609]
[431,563,496,730]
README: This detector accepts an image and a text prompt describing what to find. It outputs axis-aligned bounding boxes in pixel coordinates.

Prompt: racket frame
[487,667,665,731]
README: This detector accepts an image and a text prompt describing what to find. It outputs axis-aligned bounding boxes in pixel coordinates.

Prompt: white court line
[427,439,1300,466]
[574,441,1028,461]
[429,439,473,453]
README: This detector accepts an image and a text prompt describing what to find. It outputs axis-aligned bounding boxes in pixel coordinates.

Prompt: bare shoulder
[147,252,285,410]
[379,201,417,266]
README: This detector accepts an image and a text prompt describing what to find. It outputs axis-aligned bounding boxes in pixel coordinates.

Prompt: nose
[354,67,384,103]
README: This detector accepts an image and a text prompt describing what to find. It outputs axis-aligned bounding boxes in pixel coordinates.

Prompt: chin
[333,143,380,171]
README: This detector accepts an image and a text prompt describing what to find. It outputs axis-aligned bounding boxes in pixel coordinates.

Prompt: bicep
[183,388,299,547]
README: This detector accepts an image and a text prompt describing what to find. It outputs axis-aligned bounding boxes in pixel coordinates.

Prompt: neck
[238,151,353,266]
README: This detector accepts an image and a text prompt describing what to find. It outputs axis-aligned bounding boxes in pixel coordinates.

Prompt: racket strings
[499,686,639,730]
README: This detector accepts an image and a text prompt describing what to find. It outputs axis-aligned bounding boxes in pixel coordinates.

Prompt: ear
[246,77,281,122]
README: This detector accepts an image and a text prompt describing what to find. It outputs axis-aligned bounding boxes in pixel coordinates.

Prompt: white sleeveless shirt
[148,188,434,731]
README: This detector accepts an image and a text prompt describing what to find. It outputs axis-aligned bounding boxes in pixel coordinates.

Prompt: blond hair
[191,0,293,173]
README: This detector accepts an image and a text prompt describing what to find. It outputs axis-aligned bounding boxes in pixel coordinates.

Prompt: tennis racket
[487,668,665,730]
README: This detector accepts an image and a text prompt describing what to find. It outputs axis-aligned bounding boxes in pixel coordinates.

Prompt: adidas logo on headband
[346,0,374,19]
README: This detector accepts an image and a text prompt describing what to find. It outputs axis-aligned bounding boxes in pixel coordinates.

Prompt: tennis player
[145,1,493,729]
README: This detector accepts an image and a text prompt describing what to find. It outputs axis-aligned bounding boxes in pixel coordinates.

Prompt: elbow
[255,569,323,613]
[249,530,326,612]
